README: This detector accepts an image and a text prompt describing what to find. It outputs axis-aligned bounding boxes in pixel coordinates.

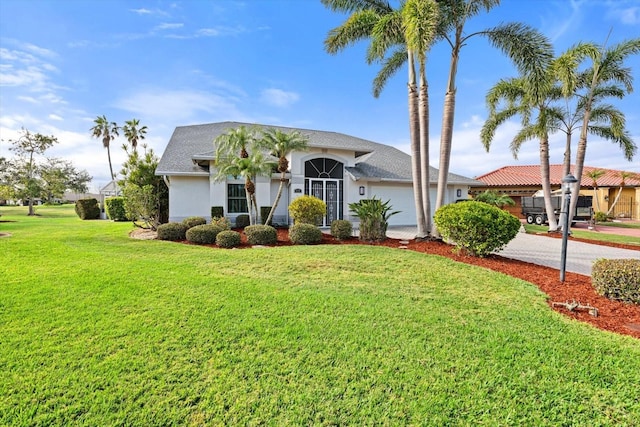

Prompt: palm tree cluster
[481,37,639,230]
[323,0,554,238]
[213,126,309,226]
[91,116,148,184]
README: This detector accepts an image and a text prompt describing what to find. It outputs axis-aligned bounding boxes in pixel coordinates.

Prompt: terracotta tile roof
[476,165,640,187]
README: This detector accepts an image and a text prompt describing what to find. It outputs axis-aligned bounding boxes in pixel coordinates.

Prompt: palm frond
[372,47,407,97]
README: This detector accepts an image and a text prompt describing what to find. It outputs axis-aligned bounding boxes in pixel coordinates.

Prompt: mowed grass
[1,206,639,426]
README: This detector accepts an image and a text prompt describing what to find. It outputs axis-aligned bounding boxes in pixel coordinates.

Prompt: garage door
[369,184,417,226]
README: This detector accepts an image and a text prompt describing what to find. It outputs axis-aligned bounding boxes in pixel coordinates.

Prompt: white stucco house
[156,121,482,227]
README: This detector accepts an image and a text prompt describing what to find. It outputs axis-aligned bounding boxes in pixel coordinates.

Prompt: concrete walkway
[386,227,639,276]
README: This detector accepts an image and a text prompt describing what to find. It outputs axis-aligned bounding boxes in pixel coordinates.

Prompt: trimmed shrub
[235,214,250,229]
[105,197,127,221]
[75,198,100,220]
[592,259,640,305]
[288,195,326,224]
[182,216,207,229]
[261,206,273,225]
[157,222,188,241]
[331,219,353,240]
[186,224,223,244]
[211,206,224,219]
[244,224,277,245]
[216,230,241,248]
[211,216,231,230]
[434,201,520,257]
[289,223,323,245]
[594,211,609,222]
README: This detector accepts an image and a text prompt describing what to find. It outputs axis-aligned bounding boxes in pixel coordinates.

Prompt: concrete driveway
[386,226,639,276]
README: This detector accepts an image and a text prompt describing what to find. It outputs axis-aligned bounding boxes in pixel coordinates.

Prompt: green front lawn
[2,205,639,425]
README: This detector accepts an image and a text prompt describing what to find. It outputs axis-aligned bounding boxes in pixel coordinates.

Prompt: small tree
[7,128,58,215]
[120,143,168,229]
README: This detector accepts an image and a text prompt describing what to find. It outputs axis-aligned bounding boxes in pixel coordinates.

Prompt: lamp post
[560,174,578,282]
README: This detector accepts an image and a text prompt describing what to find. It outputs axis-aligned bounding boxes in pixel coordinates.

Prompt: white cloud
[154,23,184,31]
[260,88,300,108]
[197,26,247,37]
[116,89,245,122]
[48,114,63,121]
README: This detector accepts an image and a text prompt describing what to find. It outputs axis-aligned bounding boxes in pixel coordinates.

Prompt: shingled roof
[157,121,481,185]
[476,164,640,187]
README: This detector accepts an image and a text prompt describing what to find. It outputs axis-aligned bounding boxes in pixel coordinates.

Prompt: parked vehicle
[521,194,593,225]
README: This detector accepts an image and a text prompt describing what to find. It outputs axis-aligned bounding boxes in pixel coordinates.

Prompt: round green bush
[434,201,520,257]
[216,230,241,248]
[244,224,277,245]
[182,216,207,229]
[186,224,224,244]
[288,195,326,224]
[289,223,323,245]
[235,214,250,229]
[330,219,353,240]
[157,222,188,241]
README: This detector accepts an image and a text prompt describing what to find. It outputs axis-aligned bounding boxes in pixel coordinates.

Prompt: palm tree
[565,38,640,222]
[433,1,553,223]
[213,152,275,226]
[474,190,515,208]
[91,115,120,183]
[481,68,562,231]
[402,0,439,236]
[214,125,257,160]
[122,119,148,153]
[586,169,605,212]
[323,0,433,238]
[260,128,309,225]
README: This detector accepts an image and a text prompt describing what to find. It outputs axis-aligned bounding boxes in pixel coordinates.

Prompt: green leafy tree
[122,118,148,153]
[120,143,168,229]
[7,128,58,215]
[91,115,120,184]
[260,128,309,225]
[39,158,91,203]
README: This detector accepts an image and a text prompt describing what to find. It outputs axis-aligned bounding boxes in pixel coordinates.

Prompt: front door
[309,179,341,226]
[305,158,344,226]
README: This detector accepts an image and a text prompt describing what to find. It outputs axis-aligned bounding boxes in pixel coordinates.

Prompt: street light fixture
[560,174,578,282]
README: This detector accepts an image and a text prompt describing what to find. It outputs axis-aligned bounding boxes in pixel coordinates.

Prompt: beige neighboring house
[156,121,483,226]
[474,164,640,220]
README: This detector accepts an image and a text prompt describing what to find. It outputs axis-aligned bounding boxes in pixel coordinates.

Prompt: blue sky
[1,0,638,192]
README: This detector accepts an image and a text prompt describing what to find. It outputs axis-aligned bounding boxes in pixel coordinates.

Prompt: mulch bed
[145,228,640,340]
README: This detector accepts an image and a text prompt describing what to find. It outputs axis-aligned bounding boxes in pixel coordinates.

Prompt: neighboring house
[99,180,121,198]
[156,121,482,226]
[474,164,640,220]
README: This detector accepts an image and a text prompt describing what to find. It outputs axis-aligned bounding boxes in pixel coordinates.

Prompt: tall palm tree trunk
[266,175,286,225]
[434,41,460,215]
[418,64,431,235]
[539,135,558,231]
[408,51,427,238]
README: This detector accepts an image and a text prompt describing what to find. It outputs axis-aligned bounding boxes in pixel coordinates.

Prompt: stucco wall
[168,176,210,222]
